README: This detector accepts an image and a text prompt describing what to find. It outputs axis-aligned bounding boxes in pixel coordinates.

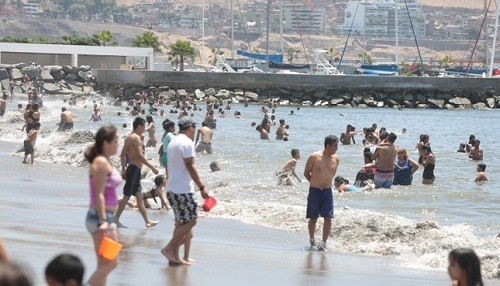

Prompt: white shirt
[166,133,195,194]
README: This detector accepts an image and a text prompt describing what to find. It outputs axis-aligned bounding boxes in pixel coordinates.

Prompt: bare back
[373,144,397,170]
[304,150,339,189]
[121,133,144,168]
[198,127,213,143]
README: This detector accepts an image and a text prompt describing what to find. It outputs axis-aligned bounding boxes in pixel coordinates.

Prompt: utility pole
[231,0,234,55]
[395,0,399,64]
[202,0,205,64]
[265,0,271,65]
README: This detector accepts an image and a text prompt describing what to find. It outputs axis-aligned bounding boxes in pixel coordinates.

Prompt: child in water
[448,248,483,286]
[335,176,374,193]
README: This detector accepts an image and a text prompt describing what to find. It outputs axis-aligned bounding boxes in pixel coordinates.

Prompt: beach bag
[158,144,164,156]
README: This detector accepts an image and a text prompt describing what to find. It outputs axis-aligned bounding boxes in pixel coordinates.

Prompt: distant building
[282,4,326,34]
[23,2,39,18]
[342,0,426,38]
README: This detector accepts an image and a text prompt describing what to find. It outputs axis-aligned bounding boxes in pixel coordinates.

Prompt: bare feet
[161,248,180,265]
[146,220,159,228]
[183,257,196,264]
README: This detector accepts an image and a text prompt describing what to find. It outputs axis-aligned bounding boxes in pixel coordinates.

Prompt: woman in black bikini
[421,145,435,185]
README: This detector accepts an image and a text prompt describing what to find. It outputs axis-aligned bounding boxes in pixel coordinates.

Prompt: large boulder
[330,98,344,105]
[0,69,9,80]
[486,98,496,108]
[159,90,176,99]
[79,65,91,72]
[427,99,445,109]
[204,88,216,96]
[449,97,471,107]
[472,102,487,109]
[245,91,259,101]
[21,66,41,79]
[0,64,15,70]
[233,88,244,96]
[77,71,93,82]
[194,89,205,100]
[9,68,23,80]
[62,65,78,74]
[40,68,54,81]
[215,89,231,99]
[176,89,188,97]
[43,83,62,93]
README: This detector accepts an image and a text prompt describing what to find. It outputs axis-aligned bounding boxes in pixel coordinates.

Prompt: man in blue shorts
[114,117,159,228]
[303,135,339,250]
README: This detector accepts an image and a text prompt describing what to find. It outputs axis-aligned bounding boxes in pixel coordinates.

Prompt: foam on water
[1,95,499,279]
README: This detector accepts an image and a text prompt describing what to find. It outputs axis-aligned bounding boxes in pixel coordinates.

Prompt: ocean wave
[212,198,499,279]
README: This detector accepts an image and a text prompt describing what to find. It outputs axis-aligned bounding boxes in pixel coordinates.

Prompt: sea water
[0,95,499,279]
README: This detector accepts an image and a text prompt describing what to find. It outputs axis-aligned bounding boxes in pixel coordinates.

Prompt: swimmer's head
[334,176,349,187]
[402,128,407,134]
[477,163,486,172]
[154,175,165,187]
[210,161,220,172]
[122,123,127,128]
[291,148,300,159]
[251,122,257,127]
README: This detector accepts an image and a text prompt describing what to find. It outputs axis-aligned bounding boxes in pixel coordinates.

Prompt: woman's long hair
[84,125,117,163]
[449,248,483,286]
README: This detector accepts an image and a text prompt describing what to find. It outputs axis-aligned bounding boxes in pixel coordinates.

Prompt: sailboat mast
[395,0,399,64]
[202,0,205,64]
[363,0,366,65]
[489,0,499,77]
[265,0,271,64]
[280,0,284,54]
[231,0,234,54]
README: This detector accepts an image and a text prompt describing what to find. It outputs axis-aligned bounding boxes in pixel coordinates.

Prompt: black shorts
[123,164,142,196]
[24,140,34,155]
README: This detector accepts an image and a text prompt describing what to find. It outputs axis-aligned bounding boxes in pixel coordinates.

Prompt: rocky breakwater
[99,82,499,110]
[0,63,96,96]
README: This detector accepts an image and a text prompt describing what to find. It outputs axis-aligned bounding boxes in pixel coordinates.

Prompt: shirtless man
[114,117,160,228]
[372,132,398,189]
[468,139,483,161]
[275,119,288,140]
[194,121,213,154]
[303,135,339,251]
[58,107,74,131]
[474,163,488,182]
[340,124,356,145]
[0,93,6,117]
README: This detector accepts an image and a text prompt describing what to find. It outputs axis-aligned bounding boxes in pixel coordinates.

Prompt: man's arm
[184,157,209,199]
[351,133,356,144]
[195,129,200,145]
[303,155,314,182]
[371,148,379,161]
[120,139,128,175]
[133,137,159,174]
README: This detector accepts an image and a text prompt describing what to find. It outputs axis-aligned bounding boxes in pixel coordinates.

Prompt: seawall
[94,70,500,109]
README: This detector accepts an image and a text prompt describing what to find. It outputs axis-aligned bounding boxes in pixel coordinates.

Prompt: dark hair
[291,148,300,157]
[379,131,388,141]
[334,176,349,185]
[420,145,432,153]
[0,261,32,286]
[448,248,483,286]
[477,163,486,172]
[154,175,165,186]
[324,135,339,149]
[133,117,145,130]
[364,151,372,160]
[162,119,175,132]
[45,253,84,285]
[84,125,117,163]
[146,115,153,124]
[387,132,397,143]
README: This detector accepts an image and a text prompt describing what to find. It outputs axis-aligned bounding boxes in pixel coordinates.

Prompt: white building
[23,2,39,18]
[0,43,154,70]
[343,0,426,38]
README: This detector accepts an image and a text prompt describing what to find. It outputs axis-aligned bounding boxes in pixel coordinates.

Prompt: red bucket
[202,196,217,212]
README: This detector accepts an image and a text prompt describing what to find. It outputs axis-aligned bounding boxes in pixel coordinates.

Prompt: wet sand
[1,140,498,286]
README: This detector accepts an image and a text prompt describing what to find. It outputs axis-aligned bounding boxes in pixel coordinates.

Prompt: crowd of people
[0,85,491,285]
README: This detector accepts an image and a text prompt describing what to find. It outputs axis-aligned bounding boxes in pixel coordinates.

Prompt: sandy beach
[1,139,498,286]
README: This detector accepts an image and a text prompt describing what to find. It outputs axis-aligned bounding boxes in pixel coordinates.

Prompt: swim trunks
[23,139,34,155]
[166,191,197,224]
[374,169,394,189]
[61,121,74,131]
[123,164,142,196]
[195,142,212,154]
[306,187,334,219]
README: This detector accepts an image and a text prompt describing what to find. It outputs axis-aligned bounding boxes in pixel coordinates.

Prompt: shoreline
[1,140,499,285]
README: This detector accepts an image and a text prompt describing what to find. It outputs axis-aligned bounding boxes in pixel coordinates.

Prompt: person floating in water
[474,163,488,183]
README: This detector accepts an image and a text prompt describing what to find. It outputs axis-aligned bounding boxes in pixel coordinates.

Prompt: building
[282,4,326,34]
[0,43,154,70]
[342,0,426,39]
[23,2,39,18]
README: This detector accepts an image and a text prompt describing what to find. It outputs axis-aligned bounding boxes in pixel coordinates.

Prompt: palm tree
[326,46,339,64]
[210,47,224,66]
[168,40,195,71]
[438,55,453,68]
[131,31,162,53]
[93,30,117,46]
[357,51,372,65]
[287,47,299,63]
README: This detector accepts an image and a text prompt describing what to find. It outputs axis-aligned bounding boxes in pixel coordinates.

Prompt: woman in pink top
[84,125,121,286]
